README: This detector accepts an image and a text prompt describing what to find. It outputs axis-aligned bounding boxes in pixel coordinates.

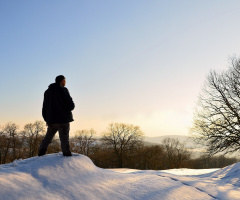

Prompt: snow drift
[0,153,240,200]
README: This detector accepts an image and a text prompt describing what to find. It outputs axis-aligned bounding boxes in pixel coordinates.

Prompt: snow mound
[206,162,240,187]
[1,153,240,200]
[0,153,102,200]
[160,162,240,200]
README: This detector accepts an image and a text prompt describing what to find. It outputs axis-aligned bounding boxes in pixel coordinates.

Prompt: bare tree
[101,123,144,168]
[1,123,19,163]
[138,145,165,170]
[162,138,191,169]
[0,125,4,164]
[72,129,96,156]
[192,57,240,154]
[191,154,238,169]
[23,121,45,157]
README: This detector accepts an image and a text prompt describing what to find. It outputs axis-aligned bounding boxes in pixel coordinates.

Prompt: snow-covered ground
[0,153,240,200]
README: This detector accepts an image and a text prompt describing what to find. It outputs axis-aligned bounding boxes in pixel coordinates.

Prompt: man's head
[55,75,66,87]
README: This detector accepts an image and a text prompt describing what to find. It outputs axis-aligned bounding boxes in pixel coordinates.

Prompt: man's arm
[42,93,47,121]
[63,88,75,111]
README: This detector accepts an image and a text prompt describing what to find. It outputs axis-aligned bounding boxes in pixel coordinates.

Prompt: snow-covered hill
[0,153,240,200]
[144,135,202,149]
[144,135,207,158]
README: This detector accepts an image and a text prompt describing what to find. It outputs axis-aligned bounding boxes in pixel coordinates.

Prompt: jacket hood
[48,83,62,90]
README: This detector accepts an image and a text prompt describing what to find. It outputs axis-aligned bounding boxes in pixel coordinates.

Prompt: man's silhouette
[38,75,75,156]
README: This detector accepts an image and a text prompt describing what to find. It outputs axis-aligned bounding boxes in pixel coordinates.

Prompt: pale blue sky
[1,1,240,136]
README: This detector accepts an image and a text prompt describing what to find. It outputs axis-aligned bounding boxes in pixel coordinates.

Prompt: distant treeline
[0,121,238,169]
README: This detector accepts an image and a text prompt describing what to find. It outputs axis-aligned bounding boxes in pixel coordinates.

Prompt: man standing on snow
[38,75,75,157]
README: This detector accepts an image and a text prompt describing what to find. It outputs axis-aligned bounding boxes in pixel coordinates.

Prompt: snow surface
[0,153,240,200]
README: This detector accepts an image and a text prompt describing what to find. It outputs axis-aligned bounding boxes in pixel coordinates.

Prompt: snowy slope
[0,153,240,200]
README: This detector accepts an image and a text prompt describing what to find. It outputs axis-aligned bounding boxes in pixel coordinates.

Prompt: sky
[1,0,240,137]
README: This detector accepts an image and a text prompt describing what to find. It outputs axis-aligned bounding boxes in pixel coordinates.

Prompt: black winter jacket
[42,83,75,124]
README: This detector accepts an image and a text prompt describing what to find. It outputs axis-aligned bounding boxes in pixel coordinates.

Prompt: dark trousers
[38,123,71,156]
